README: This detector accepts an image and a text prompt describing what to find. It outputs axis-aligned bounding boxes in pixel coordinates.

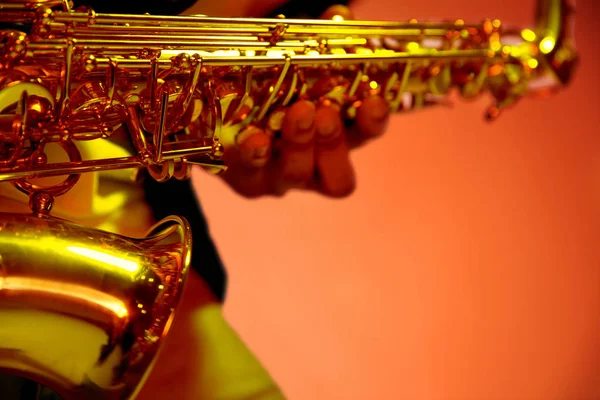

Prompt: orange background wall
[192,1,600,398]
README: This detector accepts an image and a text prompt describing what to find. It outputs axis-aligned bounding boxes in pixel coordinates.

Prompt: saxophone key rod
[0,145,217,182]
[90,49,496,70]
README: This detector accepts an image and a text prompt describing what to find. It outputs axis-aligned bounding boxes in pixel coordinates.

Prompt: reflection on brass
[0,0,578,399]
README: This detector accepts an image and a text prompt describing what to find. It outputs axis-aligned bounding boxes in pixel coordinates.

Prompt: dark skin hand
[218,5,390,199]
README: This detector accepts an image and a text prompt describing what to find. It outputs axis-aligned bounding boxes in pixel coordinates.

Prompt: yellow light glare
[266,50,286,57]
[527,58,539,69]
[332,15,344,22]
[491,41,502,52]
[185,248,191,268]
[521,29,536,42]
[540,37,555,54]
[66,246,140,273]
[406,42,419,52]
[213,50,240,56]
[355,47,373,55]
[369,81,378,89]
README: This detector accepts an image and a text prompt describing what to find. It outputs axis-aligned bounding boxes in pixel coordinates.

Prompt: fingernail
[247,146,270,168]
[297,116,313,131]
[253,146,269,158]
[317,119,337,137]
[296,102,316,131]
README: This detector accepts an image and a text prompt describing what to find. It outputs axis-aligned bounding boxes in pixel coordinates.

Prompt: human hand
[216,5,390,199]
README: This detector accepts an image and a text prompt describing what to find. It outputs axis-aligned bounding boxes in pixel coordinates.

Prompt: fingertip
[314,105,356,197]
[322,175,356,198]
[356,95,390,138]
[315,103,343,142]
[237,127,272,168]
[281,100,316,144]
[316,157,357,198]
[360,95,390,122]
[278,101,317,186]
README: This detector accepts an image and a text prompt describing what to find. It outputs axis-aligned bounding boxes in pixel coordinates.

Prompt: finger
[222,163,270,198]
[235,126,272,168]
[355,95,390,139]
[314,103,356,197]
[320,5,354,20]
[277,100,317,186]
[222,127,271,197]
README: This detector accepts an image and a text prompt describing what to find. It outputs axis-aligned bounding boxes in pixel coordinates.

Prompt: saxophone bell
[0,197,192,400]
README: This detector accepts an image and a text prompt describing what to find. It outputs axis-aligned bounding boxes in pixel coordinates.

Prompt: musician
[134,1,391,398]
[0,0,390,398]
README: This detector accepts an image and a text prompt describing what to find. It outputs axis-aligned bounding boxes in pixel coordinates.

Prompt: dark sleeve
[143,176,228,302]
[264,0,350,18]
[79,0,350,17]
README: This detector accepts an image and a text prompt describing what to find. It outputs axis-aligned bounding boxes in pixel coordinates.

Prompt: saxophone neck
[533,0,578,86]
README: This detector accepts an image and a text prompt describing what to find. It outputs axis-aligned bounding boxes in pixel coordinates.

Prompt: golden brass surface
[0,202,191,399]
[0,0,577,186]
[0,0,578,398]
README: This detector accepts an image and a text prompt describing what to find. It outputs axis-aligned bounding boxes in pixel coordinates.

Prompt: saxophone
[0,0,578,399]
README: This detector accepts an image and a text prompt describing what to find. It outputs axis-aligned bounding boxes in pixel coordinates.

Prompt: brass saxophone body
[0,206,191,399]
[0,0,578,399]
